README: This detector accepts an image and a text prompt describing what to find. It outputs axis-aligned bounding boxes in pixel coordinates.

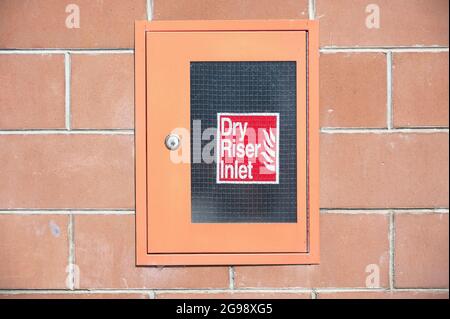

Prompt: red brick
[393,52,449,128]
[153,0,309,20]
[0,293,149,299]
[0,215,68,289]
[75,215,229,289]
[320,53,387,127]
[156,292,311,299]
[0,55,65,129]
[395,213,449,288]
[0,0,146,48]
[317,0,449,47]
[321,133,449,208]
[317,291,449,299]
[0,135,134,209]
[235,214,390,288]
[71,54,134,129]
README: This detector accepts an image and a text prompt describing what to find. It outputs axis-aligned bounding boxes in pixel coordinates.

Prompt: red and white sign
[217,113,279,184]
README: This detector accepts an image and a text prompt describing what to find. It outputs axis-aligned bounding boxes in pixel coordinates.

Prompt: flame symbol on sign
[261,128,276,173]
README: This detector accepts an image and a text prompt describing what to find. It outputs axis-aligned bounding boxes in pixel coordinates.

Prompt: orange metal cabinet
[135,20,319,266]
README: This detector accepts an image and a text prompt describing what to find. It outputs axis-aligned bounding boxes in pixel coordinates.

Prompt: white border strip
[147,0,153,21]
[0,209,446,215]
[0,129,134,135]
[387,51,393,129]
[308,0,316,20]
[65,52,71,130]
[1,47,446,55]
[389,212,396,290]
[0,49,133,55]
[321,128,449,134]
[321,47,449,53]
[0,288,447,295]
[0,210,135,215]
[67,214,75,290]
[1,128,445,136]
[321,208,448,214]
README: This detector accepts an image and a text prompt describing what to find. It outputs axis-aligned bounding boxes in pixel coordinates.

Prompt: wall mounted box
[135,20,319,266]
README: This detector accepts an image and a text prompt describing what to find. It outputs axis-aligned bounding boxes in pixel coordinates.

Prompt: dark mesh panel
[190,62,297,223]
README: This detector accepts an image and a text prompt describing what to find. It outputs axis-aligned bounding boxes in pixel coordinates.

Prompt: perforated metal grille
[190,62,297,223]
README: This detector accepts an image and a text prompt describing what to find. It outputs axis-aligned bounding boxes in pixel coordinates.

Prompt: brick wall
[0,0,448,299]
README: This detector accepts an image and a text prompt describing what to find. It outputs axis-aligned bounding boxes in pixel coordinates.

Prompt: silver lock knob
[165,134,180,151]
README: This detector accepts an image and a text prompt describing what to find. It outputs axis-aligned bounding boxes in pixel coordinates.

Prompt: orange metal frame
[135,20,319,266]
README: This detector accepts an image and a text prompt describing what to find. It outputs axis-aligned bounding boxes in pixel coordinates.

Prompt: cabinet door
[145,30,307,254]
